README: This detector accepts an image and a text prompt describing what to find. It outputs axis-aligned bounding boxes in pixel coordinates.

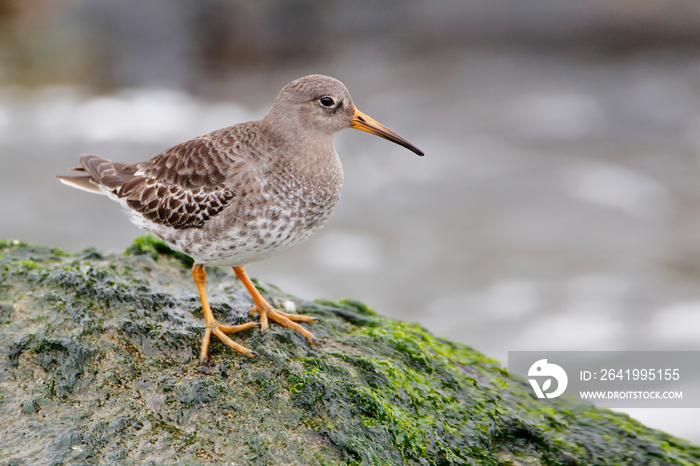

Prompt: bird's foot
[232,265,320,346]
[200,320,259,364]
[249,303,320,346]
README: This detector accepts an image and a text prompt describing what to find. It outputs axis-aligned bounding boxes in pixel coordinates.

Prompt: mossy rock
[0,236,698,465]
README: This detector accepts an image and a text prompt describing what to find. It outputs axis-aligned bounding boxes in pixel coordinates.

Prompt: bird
[58,74,424,363]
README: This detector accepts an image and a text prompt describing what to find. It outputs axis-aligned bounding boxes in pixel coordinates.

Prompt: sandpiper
[58,74,424,363]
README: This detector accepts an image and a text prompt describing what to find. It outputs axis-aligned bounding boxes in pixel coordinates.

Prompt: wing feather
[63,138,238,230]
[112,138,237,230]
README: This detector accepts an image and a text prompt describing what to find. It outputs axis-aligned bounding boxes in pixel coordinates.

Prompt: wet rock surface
[0,236,698,465]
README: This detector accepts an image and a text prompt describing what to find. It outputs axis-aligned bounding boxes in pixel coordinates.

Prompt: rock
[0,235,698,465]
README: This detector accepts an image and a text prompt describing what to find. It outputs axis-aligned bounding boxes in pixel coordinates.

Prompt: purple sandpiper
[58,75,423,363]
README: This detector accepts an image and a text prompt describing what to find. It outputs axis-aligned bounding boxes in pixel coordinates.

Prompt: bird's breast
[265,151,343,232]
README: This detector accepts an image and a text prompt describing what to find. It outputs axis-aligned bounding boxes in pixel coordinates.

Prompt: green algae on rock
[1,236,699,465]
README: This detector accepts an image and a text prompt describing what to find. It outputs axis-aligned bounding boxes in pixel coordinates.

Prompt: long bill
[351,109,424,156]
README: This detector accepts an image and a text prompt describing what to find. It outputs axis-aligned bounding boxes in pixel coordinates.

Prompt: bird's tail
[57,154,137,195]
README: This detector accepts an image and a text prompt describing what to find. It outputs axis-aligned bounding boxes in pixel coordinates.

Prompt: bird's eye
[319,96,335,108]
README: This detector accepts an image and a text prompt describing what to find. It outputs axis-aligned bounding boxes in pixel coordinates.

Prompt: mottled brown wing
[113,138,236,230]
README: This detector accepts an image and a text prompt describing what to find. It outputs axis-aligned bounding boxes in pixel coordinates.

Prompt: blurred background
[2,0,700,443]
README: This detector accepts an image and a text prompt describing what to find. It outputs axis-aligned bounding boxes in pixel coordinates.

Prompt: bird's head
[264,74,424,156]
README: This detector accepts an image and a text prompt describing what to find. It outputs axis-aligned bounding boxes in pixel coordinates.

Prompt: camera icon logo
[528,358,568,399]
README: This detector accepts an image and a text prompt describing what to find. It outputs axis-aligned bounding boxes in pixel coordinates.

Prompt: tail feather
[57,154,138,195]
[56,174,103,194]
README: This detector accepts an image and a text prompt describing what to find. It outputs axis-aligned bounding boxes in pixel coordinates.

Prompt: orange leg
[192,264,258,363]
[232,266,320,346]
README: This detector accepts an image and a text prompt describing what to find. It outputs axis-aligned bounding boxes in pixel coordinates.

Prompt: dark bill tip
[351,109,424,156]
